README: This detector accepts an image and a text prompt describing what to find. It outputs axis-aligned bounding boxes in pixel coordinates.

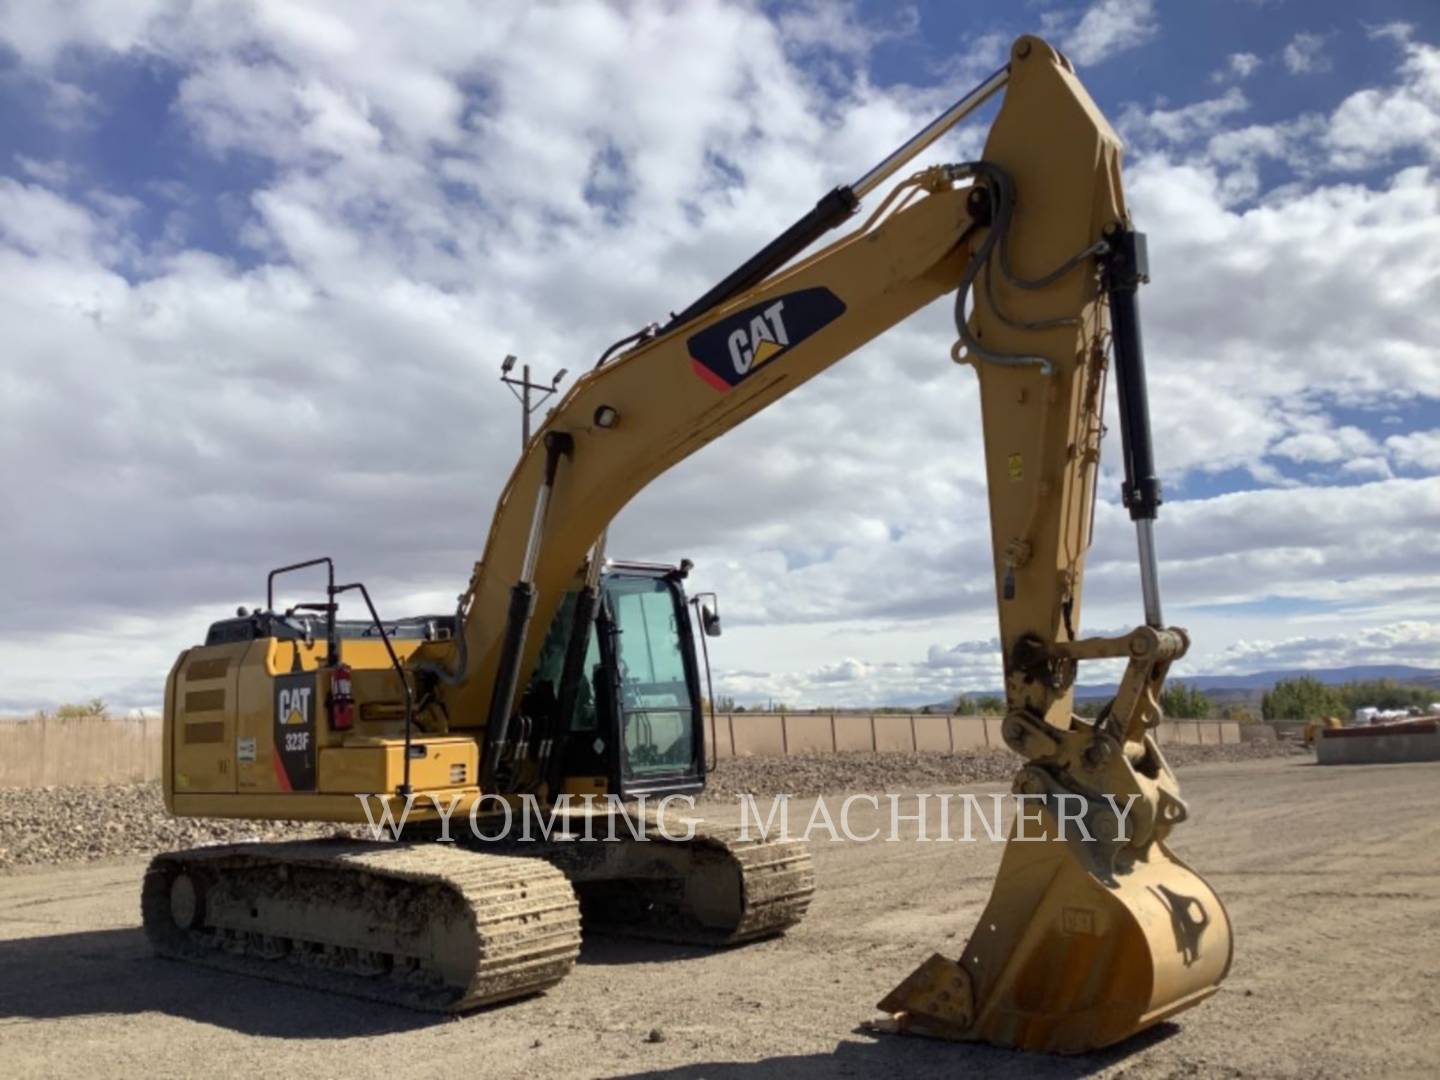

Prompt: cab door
[604,574,704,797]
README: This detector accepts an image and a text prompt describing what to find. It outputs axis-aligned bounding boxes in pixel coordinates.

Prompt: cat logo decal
[688,287,846,391]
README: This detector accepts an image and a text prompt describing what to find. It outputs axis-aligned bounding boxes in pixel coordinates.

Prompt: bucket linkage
[873,627,1233,1054]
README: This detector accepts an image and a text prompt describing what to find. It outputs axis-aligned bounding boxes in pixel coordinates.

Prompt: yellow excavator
[147,36,1231,1054]
[1303,714,1344,747]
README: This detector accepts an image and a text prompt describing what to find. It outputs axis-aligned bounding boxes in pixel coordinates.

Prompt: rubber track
[142,840,581,1012]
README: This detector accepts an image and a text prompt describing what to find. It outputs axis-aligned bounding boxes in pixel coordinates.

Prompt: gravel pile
[0,740,1302,873]
[0,783,343,872]
[704,738,1306,800]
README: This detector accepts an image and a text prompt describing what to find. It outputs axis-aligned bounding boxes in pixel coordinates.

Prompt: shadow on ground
[579,934,713,967]
[0,925,728,1038]
[610,1022,1182,1080]
[0,927,444,1038]
[0,926,1181,1072]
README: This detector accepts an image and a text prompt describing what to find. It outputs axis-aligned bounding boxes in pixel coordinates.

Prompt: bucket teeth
[875,954,975,1037]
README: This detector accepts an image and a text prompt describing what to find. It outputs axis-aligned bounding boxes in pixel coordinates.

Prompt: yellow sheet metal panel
[559,775,607,797]
[171,641,246,795]
[319,737,479,795]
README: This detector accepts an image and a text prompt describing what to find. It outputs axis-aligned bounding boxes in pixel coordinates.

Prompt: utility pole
[499,354,568,448]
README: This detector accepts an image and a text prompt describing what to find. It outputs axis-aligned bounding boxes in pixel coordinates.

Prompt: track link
[537,810,815,945]
[142,840,581,1012]
[683,822,817,944]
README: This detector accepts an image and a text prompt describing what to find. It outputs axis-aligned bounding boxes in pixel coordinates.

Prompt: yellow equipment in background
[1305,715,1344,747]
[151,35,1231,1054]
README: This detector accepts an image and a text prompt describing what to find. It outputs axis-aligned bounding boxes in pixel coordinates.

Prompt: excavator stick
[869,36,1233,1053]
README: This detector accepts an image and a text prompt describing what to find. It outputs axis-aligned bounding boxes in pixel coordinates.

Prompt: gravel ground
[0,740,1302,873]
[2,757,1436,1079]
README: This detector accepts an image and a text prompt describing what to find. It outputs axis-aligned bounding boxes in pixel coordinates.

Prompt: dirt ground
[1,756,1437,1079]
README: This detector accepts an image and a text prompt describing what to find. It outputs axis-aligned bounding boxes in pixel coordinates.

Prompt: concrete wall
[952,716,989,749]
[711,713,1242,758]
[0,715,164,788]
[1316,722,1440,765]
[0,711,1250,789]
[834,714,874,752]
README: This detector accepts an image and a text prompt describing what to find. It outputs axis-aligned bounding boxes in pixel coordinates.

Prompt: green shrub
[1261,677,1342,721]
[1160,681,1211,719]
[54,698,108,719]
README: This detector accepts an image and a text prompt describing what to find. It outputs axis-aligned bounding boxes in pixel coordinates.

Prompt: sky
[1,0,1438,711]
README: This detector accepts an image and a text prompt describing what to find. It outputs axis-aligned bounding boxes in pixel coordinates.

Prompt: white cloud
[13,156,70,186]
[1339,456,1393,480]
[1386,430,1440,472]
[1222,52,1263,81]
[0,178,105,260]
[1046,0,1159,67]
[1270,422,1380,465]
[1210,620,1440,674]
[1326,33,1440,168]
[776,0,918,60]
[1282,31,1332,75]
[1121,88,1250,147]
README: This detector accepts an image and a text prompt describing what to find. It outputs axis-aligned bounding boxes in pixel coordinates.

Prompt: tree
[55,698,108,719]
[1332,679,1433,713]
[1222,704,1258,725]
[955,694,1005,715]
[1261,676,1343,721]
[1074,699,1104,719]
[1160,681,1211,719]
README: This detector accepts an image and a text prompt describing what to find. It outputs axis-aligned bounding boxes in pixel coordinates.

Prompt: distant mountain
[919,664,1440,711]
[1073,663,1440,701]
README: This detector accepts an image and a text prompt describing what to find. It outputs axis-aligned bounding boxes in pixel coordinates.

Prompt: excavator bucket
[876,745,1233,1054]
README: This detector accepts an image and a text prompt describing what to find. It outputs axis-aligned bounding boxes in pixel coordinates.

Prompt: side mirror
[701,604,721,638]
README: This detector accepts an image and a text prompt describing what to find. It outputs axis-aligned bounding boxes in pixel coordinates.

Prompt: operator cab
[526,561,713,799]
